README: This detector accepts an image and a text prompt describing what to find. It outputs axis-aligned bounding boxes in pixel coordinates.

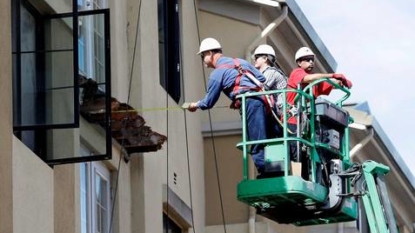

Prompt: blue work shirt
[197,56,265,110]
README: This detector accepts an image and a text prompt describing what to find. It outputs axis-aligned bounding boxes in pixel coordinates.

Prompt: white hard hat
[295,47,315,61]
[254,44,276,57]
[197,38,222,55]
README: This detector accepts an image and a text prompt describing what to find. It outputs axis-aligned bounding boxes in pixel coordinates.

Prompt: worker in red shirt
[286,47,352,161]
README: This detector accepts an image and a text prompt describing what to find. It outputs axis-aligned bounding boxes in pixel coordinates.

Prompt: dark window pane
[163,214,182,233]
[158,0,181,103]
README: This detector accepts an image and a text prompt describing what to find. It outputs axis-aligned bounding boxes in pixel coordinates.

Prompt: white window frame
[80,146,112,233]
[78,0,108,84]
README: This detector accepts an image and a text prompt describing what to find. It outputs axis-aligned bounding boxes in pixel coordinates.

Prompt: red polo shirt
[286,68,333,124]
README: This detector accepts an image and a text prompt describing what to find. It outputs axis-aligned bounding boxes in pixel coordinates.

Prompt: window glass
[163,214,182,233]
[14,4,76,127]
[80,159,111,233]
[80,163,89,233]
[158,0,182,103]
[78,13,107,91]
[95,172,109,233]
[78,0,107,87]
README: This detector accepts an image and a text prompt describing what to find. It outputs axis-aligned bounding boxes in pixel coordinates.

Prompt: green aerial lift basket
[237,175,357,226]
[235,79,357,226]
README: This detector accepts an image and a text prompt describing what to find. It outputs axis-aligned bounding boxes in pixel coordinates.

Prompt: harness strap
[217,59,296,134]
[216,59,260,98]
[232,59,243,94]
[235,59,274,112]
[216,58,275,113]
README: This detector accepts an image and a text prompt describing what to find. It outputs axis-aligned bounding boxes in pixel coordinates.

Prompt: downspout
[349,127,374,158]
[246,5,288,233]
[245,5,288,61]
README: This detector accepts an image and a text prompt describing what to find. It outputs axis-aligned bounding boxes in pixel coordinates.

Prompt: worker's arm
[303,73,343,97]
[303,73,334,83]
[187,71,223,112]
[304,73,352,88]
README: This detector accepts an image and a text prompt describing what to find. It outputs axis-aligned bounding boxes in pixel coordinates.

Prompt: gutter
[349,126,374,158]
[245,5,288,61]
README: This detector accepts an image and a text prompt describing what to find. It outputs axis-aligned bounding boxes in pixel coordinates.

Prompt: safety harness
[216,58,274,111]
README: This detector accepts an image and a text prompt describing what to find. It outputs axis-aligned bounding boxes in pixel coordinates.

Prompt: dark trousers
[245,97,268,173]
[288,123,299,161]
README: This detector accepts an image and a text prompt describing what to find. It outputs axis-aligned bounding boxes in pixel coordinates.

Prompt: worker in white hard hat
[287,46,353,117]
[253,44,287,123]
[286,46,353,162]
[186,38,272,175]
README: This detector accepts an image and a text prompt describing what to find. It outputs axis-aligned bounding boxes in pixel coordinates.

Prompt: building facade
[1,0,414,233]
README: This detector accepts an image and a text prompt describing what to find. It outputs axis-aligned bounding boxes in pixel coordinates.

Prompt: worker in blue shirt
[186,37,270,176]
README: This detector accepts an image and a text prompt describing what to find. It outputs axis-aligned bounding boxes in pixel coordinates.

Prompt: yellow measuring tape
[111,104,230,113]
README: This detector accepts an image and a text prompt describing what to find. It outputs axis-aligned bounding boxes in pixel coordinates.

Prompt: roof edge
[285,0,337,72]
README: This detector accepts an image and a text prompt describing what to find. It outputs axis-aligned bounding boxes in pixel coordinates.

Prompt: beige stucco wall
[43,0,71,13]
[106,149,133,233]
[197,11,262,124]
[0,0,13,232]
[13,138,54,233]
[126,0,163,232]
[126,0,206,232]
[109,0,129,103]
[2,1,60,232]
[204,135,247,225]
[205,219,309,233]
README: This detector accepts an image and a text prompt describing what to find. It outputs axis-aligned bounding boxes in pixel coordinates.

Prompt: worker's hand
[187,102,199,112]
[329,78,343,87]
[332,73,346,81]
[332,73,352,89]
[343,79,353,88]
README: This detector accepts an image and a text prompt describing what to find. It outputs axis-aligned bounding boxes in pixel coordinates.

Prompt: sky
[295,0,415,171]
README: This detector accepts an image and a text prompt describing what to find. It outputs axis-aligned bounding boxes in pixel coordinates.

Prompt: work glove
[332,73,346,81]
[332,73,353,89]
[229,100,241,109]
[343,79,353,88]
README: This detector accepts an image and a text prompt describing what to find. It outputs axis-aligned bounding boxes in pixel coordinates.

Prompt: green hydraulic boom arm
[341,161,398,233]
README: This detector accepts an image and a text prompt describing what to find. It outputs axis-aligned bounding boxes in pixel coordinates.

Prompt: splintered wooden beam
[79,77,167,154]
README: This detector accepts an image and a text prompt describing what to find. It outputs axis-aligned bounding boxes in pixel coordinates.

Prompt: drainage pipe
[350,127,374,158]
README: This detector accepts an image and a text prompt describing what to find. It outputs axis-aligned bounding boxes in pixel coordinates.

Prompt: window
[162,185,192,232]
[163,214,183,233]
[12,0,112,165]
[158,0,182,103]
[12,0,47,158]
[80,159,112,233]
[78,0,108,85]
